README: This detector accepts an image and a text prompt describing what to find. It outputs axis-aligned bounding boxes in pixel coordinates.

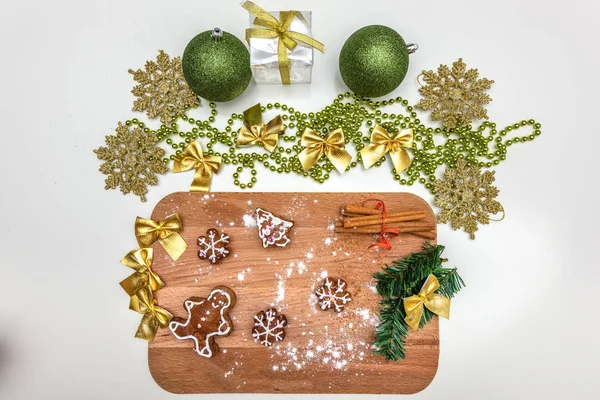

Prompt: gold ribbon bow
[119,248,164,296]
[129,286,172,340]
[242,0,325,84]
[173,141,221,192]
[403,274,451,330]
[135,214,187,261]
[298,128,352,173]
[237,103,284,152]
[360,125,414,174]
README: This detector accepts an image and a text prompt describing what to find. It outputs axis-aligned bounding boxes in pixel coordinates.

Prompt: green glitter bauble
[182,29,252,102]
[339,25,410,98]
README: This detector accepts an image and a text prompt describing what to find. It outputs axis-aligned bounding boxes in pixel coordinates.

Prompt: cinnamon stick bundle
[335,201,435,242]
[343,211,426,228]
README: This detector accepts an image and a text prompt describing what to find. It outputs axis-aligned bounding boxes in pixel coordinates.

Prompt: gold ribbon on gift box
[403,274,451,330]
[298,128,352,173]
[360,125,414,174]
[237,103,284,152]
[119,248,165,296]
[242,0,325,84]
[173,141,221,192]
[129,286,172,340]
[135,214,187,261]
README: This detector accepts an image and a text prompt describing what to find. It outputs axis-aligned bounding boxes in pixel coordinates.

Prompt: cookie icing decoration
[198,228,230,264]
[256,208,294,248]
[169,286,236,357]
[316,277,352,312]
[252,308,287,347]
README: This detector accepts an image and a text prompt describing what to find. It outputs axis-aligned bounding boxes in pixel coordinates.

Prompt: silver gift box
[248,11,314,84]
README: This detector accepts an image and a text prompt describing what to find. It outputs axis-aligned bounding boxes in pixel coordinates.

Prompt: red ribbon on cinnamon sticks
[363,198,399,250]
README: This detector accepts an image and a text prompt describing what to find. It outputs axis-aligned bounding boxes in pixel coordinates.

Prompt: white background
[1,0,598,398]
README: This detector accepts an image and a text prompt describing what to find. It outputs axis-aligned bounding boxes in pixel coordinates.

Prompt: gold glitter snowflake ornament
[434,159,503,239]
[94,122,168,202]
[129,50,200,124]
[416,58,494,130]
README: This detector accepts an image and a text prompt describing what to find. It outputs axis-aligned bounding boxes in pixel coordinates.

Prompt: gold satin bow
[119,248,164,296]
[173,141,221,192]
[360,125,414,174]
[237,103,284,152]
[403,274,451,330]
[242,0,325,84]
[298,128,352,173]
[129,286,172,341]
[135,214,187,261]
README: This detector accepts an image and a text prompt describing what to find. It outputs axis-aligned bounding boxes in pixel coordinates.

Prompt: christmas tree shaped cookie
[255,208,294,248]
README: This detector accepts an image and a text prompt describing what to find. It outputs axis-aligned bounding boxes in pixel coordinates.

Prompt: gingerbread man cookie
[169,286,236,357]
[315,277,352,312]
[255,208,294,248]
[198,228,230,264]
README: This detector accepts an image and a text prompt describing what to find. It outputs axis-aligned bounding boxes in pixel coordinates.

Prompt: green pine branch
[373,242,446,299]
[373,242,465,361]
[374,297,407,360]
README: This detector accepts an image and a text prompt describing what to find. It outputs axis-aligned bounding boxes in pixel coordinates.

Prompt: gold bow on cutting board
[403,274,451,330]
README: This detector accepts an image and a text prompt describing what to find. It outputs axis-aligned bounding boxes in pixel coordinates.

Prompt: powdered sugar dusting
[243,213,257,228]
[297,261,307,274]
[275,274,285,304]
[271,320,374,373]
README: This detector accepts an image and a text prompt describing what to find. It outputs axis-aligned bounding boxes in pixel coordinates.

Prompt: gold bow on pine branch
[173,141,221,192]
[403,274,451,330]
[298,128,352,173]
[242,0,325,84]
[129,286,172,341]
[237,103,284,152]
[360,125,414,174]
[135,214,187,261]
[119,248,164,296]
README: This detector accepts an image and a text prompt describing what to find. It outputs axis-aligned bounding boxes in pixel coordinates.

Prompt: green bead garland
[125,93,541,193]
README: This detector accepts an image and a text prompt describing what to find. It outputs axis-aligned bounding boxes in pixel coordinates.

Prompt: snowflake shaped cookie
[434,158,503,239]
[252,308,287,347]
[169,286,236,358]
[315,278,352,313]
[256,208,294,248]
[93,122,168,202]
[129,50,200,124]
[198,229,230,264]
[416,58,494,130]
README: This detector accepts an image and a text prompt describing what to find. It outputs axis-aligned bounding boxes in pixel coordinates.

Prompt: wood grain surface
[149,192,439,394]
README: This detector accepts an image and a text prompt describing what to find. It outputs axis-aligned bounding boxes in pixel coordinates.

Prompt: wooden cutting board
[149,192,438,394]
